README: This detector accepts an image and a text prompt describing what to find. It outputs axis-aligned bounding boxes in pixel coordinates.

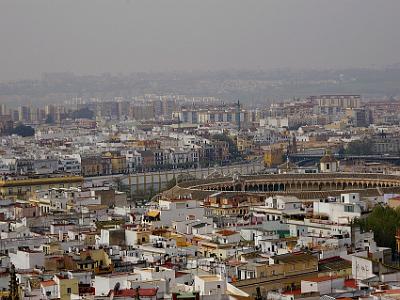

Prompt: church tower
[320,150,339,173]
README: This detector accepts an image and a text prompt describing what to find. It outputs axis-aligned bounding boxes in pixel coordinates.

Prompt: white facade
[313,198,361,224]
[0,157,17,174]
[264,196,303,211]
[215,231,241,245]
[41,281,58,299]
[134,267,176,286]
[93,273,139,296]
[194,275,226,297]
[144,198,204,227]
[67,270,92,285]
[9,249,45,269]
[301,277,345,294]
[352,254,374,280]
[58,155,81,174]
[320,160,339,173]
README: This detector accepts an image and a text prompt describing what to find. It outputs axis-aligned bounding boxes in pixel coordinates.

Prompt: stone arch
[268,184,274,191]
[313,182,319,190]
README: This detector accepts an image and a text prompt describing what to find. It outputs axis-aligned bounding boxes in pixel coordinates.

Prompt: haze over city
[4,2,400,300]
[1,0,400,81]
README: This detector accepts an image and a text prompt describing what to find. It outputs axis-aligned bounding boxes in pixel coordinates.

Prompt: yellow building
[236,262,285,280]
[264,146,284,168]
[54,275,79,300]
[236,136,255,154]
[198,241,236,260]
[103,152,127,174]
[204,193,262,218]
[0,175,83,198]
[42,242,63,255]
[125,227,151,245]
[75,249,113,273]
[170,232,191,247]
[272,252,318,276]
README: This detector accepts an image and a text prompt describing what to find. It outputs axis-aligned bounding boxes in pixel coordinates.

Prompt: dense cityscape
[2,1,400,299]
[2,90,400,299]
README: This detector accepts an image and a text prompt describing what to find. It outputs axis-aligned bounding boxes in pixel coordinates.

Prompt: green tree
[356,204,400,250]
[12,123,35,137]
[345,139,374,155]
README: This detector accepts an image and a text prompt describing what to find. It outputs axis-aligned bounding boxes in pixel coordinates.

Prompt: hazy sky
[1,0,400,81]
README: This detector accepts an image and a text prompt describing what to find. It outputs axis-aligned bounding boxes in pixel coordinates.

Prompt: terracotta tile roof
[344,279,357,288]
[303,275,340,283]
[216,229,237,236]
[381,289,400,295]
[41,280,56,287]
[282,289,302,295]
[109,288,158,297]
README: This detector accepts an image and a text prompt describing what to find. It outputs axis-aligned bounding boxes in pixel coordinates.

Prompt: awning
[147,210,160,218]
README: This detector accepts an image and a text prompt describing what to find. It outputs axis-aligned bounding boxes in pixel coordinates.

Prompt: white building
[301,276,345,294]
[58,155,81,174]
[194,275,226,297]
[143,195,204,227]
[320,153,339,173]
[264,195,303,212]
[9,249,45,269]
[313,194,362,224]
[93,273,139,296]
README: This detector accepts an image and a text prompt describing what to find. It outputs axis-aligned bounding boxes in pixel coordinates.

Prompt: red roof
[282,289,302,295]
[109,288,158,298]
[216,229,237,236]
[175,271,188,278]
[344,279,357,288]
[382,289,400,295]
[41,280,56,287]
[304,275,340,283]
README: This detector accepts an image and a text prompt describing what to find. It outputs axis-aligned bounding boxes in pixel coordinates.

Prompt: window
[344,205,354,212]
[67,288,72,294]
[217,285,221,288]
